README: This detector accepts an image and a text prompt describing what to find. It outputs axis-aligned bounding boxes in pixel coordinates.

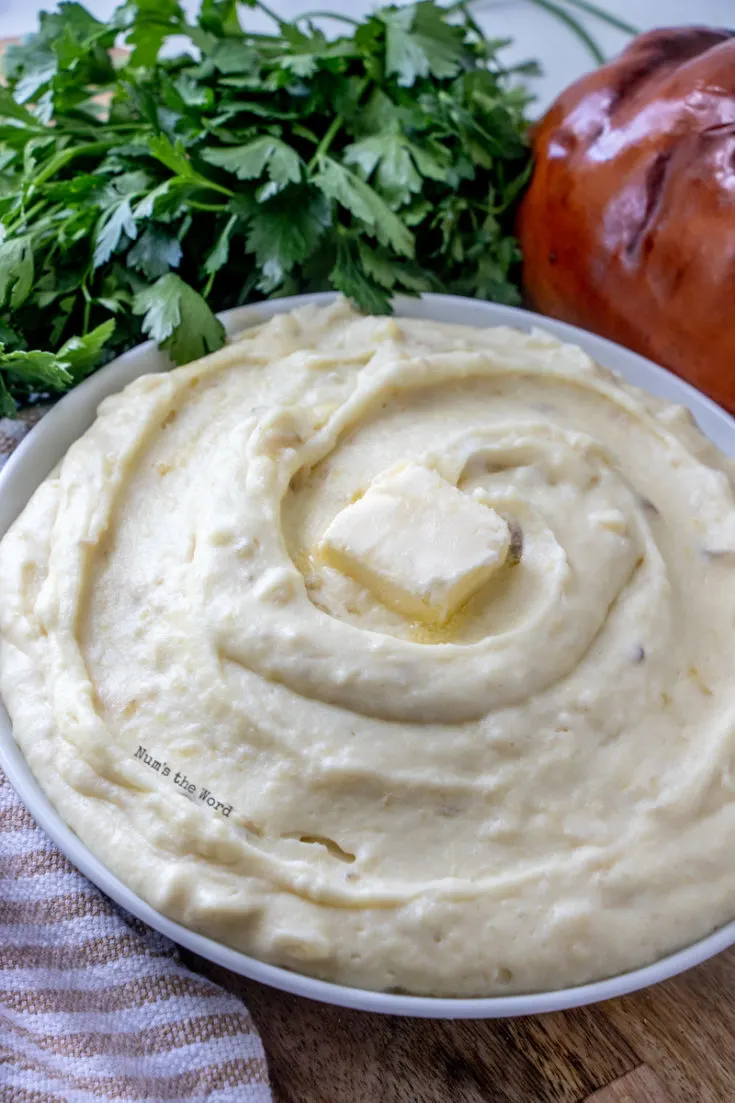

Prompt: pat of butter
[319,464,510,624]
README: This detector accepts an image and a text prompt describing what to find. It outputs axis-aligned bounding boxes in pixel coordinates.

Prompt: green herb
[133,273,226,363]
[0,1,547,413]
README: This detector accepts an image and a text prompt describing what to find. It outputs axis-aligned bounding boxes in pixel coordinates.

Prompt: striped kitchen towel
[0,415,272,1102]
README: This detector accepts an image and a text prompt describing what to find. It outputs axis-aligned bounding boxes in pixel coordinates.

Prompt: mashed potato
[3,298,735,996]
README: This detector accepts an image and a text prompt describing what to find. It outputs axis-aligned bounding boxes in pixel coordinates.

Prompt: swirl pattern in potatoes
[3,298,735,996]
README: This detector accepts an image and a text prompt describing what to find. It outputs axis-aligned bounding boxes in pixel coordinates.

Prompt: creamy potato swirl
[3,298,735,997]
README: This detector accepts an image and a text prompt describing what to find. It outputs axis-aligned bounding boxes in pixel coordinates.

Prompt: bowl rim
[3,290,735,1018]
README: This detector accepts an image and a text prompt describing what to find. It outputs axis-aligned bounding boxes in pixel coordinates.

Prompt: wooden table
[181,946,735,1102]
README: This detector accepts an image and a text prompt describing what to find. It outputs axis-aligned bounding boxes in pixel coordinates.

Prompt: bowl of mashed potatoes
[3,292,735,1018]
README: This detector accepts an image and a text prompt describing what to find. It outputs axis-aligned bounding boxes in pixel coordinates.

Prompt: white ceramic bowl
[3,292,735,1018]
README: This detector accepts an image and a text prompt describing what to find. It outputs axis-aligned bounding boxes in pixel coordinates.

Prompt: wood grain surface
[3,34,732,1103]
[180,946,735,1102]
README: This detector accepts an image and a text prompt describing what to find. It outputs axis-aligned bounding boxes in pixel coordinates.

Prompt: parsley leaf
[128,226,183,279]
[313,158,414,257]
[344,132,421,208]
[202,137,302,187]
[0,236,34,309]
[203,214,237,277]
[133,274,226,364]
[145,135,197,179]
[380,2,466,87]
[331,237,392,316]
[0,347,72,390]
[245,189,331,290]
[210,40,259,75]
[0,321,117,412]
[201,0,250,40]
[93,198,138,268]
[118,0,185,68]
[57,320,117,381]
[0,375,17,417]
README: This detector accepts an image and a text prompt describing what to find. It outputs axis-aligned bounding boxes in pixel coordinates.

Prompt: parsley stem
[307,74,370,172]
[455,2,486,46]
[557,0,638,35]
[194,178,235,199]
[5,200,46,236]
[81,283,92,336]
[185,200,230,213]
[453,0,634,62]
[293,124,320,145]
[308,114,344,172]
[298,11,360,27]
[253,1,285,28]
[526,0,606,64]
[31,140,118,190]
[203,270,216,298]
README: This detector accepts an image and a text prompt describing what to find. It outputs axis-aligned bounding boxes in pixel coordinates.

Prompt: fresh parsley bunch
[0,0,536,415]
